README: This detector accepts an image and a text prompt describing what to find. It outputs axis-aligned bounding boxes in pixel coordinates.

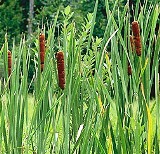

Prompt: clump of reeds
[56,51,65,89]
[39,33,45,72]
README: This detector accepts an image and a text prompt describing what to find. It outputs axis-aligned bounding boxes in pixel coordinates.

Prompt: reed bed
[0,0,160,153]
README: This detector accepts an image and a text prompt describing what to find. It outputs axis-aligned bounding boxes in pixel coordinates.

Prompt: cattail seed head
[39,33,45,72]
[39,33,45,42]
[8,50,12,76]
[131,21,142,56]
[132,21,140,37]
[40,52,45,64]
[133,36,141,56]
[128,63,132,75]
[41,64,44,72]
[130,35,134,51]
[56,51,65,90]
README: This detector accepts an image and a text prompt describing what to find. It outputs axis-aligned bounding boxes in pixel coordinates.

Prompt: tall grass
[0,0,160,153]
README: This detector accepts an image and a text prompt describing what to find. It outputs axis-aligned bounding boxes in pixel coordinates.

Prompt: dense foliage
[0,0,22,45]
[0,0,116,46]
[0,0,158,45]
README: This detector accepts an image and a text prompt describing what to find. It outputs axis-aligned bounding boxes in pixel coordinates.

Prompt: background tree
[28,0,34,35]
[20,0,29,33]
[0,0,22,46]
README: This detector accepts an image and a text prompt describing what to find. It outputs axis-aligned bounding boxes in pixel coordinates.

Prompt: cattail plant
[131,21,142,56]
[8,50,12,76]
[56,51,65,89]
[39,33,45,72]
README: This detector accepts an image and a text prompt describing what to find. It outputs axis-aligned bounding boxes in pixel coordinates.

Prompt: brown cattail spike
[8,50,12,76]
[131,21,142,56]
[132,21,140,37]
[130,35,134,51]
[39,33,45,72]
[56,51,65,90]
[128,62,132,75]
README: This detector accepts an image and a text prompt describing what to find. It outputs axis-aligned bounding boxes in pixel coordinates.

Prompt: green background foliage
[0,0,157,46]
[0,0,22,45]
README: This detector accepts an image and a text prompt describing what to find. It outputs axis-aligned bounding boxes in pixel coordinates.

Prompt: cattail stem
[56,51,65,90]
[131,21,142,56]
[39,33,45,72]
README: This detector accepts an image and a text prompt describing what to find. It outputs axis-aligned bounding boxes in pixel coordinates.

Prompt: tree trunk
[28,0,34,35]
[21,0,29,32]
